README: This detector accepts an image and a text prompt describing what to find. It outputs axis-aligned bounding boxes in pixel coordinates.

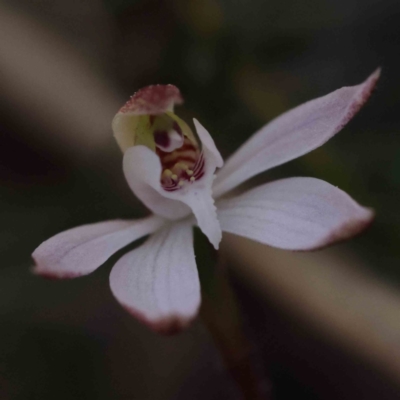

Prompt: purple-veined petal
[123,120,223,249]
[213,70,380,198]
[218,177,373,251]
[32,215,165,279]
[109,220,200,335]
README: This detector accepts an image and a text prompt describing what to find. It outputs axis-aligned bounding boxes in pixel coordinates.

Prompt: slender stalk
[200,252,272,400]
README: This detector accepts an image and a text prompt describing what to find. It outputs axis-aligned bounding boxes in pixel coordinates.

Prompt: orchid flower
[33,70,379,334]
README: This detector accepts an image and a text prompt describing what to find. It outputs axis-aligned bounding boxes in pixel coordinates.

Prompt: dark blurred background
[1,0,400,399]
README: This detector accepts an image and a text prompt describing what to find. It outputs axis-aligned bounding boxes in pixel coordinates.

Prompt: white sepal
[109,220,200,334]
[218,177,373,250]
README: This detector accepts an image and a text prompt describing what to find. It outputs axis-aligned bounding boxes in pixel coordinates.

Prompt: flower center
[151,114,204,192]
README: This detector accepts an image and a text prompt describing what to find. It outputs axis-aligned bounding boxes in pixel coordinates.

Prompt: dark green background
[0,0,399,399]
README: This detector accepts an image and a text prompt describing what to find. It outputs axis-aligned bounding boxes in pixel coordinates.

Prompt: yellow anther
[178,180,185,186]
[171,174,178,180]
[190,177,195,182]
[163,169,173,177]
[186,169,193,176]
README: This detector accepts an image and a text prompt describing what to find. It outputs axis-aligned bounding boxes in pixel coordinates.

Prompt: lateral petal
[109,220,200,335]
[213,70,380,197]
[218,177,373,251]
[32,215,165,279]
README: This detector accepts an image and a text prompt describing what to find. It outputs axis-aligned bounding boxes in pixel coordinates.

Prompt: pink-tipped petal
[32,215,165,279]
[119,84,183,115]
[213,70,380,198]
[109,221,200,334]
[123,120,223,249]
[218,177,374,251]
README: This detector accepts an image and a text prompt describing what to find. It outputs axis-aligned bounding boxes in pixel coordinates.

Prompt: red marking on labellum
[161,157,197,171]
[154,130,170,148]
[120,85,183,115]
[156,136,205,191]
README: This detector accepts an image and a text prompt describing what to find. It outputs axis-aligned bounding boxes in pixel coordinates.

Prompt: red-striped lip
[158,138,205,191]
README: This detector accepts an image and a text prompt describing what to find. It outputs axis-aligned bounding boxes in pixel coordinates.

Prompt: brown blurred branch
[0,4,122,160]
[222,234,400,385]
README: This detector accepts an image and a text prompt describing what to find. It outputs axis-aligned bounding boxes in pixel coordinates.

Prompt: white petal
[109,220,200,334]
[123,120,223,249]
[123,146,191,219]
[213,70,380,198]
[32,215,165,278]
[218,177,373,251]
[193,118,223,168]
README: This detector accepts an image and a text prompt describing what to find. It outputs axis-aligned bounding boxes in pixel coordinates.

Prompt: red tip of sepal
[122,304,197,336]
[119,84,183,115]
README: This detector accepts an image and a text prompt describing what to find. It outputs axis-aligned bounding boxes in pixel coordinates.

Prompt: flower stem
[199,252,272,400]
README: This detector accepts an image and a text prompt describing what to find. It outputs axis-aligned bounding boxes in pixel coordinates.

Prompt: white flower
[32,70,379,334]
